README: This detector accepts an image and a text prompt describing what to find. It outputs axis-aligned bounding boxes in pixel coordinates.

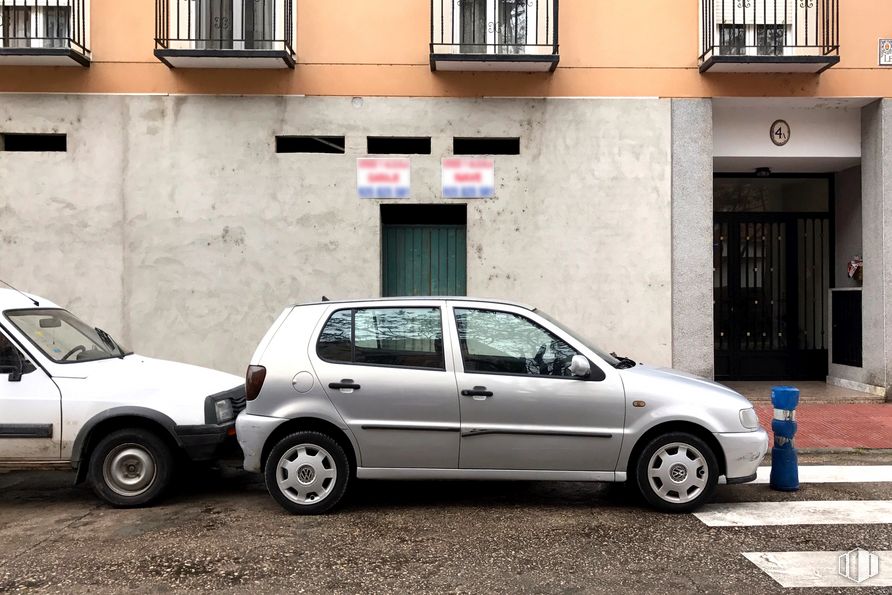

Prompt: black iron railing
[700,0,838,61]
[155,0,294,54]
[0,0,89,56]
[431,0,558,56]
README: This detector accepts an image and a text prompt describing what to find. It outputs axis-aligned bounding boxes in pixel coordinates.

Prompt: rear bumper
[715,428,769,482]
[175,422,238,461]
[235,412,289,473]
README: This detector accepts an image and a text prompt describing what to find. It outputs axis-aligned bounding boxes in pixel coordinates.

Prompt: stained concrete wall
[0,95,672,374]
[670,99,714,378]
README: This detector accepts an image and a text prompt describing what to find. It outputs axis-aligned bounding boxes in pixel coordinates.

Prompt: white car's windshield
[5,308,129,363]
[533,309,630,368]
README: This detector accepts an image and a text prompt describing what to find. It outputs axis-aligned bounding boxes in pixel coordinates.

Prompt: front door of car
[447,304,626,472]
[310,303,460,469]
[0,328,62,460]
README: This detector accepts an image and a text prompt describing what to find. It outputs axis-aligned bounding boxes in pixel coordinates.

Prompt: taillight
[245,365,267,401]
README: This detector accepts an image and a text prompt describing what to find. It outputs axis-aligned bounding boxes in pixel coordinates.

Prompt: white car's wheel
[634,432,718,512]
[88,428,174,508]
[264,431,349,515]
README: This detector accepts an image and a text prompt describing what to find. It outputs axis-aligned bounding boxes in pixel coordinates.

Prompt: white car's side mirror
[569,355,591,378]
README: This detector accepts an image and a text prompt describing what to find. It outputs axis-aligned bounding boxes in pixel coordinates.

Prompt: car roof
[0,288,60,312]
[294,296,535,311]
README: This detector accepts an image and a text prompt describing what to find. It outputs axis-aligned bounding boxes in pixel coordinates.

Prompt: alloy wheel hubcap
[647,442,708,504]
[103,444,157,497]
[276,444,337,505]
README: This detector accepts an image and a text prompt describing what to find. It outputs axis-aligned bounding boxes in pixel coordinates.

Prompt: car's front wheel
[264,431,349,515]
[88,428,174,508]
[634,431,718,513]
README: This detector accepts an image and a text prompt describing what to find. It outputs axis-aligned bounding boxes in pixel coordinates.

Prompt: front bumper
[235,412,289,473]
[175,422,238,461]
[714,428,769,483]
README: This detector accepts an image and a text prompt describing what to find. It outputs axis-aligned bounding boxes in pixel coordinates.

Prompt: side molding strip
[0,424,53,438]
[461,428,612,439]
[361,424,460,433]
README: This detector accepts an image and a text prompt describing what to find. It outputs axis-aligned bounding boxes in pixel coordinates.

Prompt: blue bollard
[769,385,800,491]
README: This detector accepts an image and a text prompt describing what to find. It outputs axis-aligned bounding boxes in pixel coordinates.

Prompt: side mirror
[569,355,591,378]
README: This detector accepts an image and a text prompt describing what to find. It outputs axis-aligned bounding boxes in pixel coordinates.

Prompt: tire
[264,431,350,515]
[634,431,719,513]
[88,428,174,508]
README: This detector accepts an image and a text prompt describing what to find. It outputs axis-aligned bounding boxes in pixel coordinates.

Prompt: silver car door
[0,327,62,460]
[447,302,626,472]
[309,301,460,469]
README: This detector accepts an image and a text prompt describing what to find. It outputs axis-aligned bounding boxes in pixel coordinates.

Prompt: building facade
[0,0,890,398]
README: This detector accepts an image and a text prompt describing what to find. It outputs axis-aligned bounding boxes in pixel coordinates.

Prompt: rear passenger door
[309,302,460,469]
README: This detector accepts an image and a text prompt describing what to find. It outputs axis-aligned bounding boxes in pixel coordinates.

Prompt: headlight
[739,407,759,430]
[214,399,234,423]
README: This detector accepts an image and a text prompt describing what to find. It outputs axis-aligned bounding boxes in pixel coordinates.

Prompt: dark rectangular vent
[276,136,345,154]
[367,137,431,155]
[1,134,67,152]
[453,137,520,155]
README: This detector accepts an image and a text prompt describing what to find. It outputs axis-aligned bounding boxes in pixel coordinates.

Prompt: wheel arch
[260,417,358,474]
[624,421,727,478]
[72,408,183,484]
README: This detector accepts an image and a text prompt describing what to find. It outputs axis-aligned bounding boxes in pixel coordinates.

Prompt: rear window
[316,307,445,370]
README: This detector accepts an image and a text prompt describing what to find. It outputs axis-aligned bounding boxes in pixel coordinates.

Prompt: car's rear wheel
[89,428,174,508]
[264,431,350,515]
[634,431,718,513]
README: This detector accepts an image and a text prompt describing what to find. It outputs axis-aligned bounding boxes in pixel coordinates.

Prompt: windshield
[533,308,625,368]
[5,308,130,364]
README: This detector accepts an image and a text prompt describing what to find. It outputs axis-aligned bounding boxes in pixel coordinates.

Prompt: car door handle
[329,380,361,391]
[461,386,493,398]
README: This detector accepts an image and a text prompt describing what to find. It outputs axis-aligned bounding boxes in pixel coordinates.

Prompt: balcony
[430,0,559,72]
[0,0,90,66]
[700,0,839,73]
[154,0,294,69]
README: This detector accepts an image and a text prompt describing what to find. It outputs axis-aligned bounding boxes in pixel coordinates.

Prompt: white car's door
[0,329,62,460]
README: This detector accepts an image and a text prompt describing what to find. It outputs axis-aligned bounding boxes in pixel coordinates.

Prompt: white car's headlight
[214,399,234,423]
[739,407,759,430]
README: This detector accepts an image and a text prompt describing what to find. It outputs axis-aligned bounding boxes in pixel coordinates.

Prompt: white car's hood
[620,363,751,404]
[52,353,242,396]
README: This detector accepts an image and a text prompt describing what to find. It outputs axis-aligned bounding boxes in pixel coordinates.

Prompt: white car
[0,288,244,507]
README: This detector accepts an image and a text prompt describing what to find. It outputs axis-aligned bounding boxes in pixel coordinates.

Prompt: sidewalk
[754,403,892,449]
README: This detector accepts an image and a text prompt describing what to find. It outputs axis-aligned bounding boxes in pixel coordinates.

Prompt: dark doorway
[713,176,833,380]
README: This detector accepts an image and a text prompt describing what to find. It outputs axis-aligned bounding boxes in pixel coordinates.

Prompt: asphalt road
[1,452,891,594]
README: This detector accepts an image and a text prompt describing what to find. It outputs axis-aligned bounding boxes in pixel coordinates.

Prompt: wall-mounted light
[755,167,772,177]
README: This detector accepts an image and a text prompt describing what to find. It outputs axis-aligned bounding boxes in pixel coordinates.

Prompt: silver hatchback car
[236,298,768,514]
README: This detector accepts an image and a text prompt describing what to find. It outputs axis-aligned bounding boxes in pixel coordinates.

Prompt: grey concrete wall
[848,100,892,396]
[0,95,673,375]
[670,99,714,378]
[834,166,862,289]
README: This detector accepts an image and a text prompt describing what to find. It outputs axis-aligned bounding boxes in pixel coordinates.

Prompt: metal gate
[382,224,467,297]
[714,214,831,380]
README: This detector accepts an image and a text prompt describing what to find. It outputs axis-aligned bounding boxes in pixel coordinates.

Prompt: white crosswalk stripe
[744,551,892,588]
[695,499,892,527]
[751,465,892,484]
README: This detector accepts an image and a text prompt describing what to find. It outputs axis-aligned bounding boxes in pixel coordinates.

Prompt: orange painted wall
[1,0,891,97]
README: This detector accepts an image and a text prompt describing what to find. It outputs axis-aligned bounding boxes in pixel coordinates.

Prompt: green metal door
[382,224,467,297]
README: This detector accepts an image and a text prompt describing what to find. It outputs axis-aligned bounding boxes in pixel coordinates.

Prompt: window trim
[451,307,605,381]
[315,306,448,372]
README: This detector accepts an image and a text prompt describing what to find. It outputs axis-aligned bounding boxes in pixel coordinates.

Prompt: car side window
[316,307,445,370]
[0,331,29,375]
[454,308,580,377]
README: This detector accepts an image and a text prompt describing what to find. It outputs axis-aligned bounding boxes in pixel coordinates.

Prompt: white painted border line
[695,500,892,527]
[745,551,892,588]
[752,465,892,484]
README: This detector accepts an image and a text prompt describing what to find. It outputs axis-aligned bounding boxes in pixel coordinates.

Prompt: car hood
[619,363,752,406]
[51,353,242,394]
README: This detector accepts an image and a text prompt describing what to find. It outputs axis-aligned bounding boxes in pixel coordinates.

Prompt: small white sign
[357,158,411,199]
[880,39,892,66]
[442,158,495,199]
